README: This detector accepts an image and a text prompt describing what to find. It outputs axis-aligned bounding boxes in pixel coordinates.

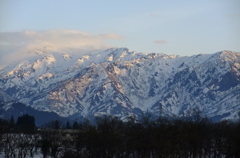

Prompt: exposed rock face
[1,48,240,121]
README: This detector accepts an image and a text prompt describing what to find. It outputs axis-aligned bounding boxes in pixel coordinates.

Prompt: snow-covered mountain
[1,48,240,122]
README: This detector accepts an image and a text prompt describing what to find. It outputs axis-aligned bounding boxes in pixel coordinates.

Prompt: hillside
[1,48,239,122]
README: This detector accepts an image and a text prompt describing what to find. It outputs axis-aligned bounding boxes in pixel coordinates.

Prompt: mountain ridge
[0,48,239,122]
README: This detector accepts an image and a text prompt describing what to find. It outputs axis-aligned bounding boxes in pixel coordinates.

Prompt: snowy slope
[0,48,240,121]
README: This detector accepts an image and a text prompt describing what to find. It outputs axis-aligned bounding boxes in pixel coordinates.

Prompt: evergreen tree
[72,121,79,129]
[16,114,35,133]
[65,121,71,129]
[9,115,15,130]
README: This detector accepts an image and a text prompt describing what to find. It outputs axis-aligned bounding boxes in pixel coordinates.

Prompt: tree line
[0,114,240,158]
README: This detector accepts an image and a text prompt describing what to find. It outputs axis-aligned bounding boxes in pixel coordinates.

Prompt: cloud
[149,13,160,19]
[228,13,240,18]
[154,40,168,44]
[0,30,122,51]
[0,30,122,66]
[99,33,122,40]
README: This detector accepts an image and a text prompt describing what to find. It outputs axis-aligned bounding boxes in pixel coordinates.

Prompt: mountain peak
[1,48,239,122]
[218,50,239,62]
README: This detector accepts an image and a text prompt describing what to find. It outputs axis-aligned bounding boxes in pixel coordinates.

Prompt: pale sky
[0,0,240,61]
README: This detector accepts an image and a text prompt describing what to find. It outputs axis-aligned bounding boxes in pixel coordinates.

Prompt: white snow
[1,48,239,121]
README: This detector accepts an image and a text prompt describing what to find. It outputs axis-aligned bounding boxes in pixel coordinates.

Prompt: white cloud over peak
[0,30,122,51]
[154,40,168,44]
[0,30,123,66]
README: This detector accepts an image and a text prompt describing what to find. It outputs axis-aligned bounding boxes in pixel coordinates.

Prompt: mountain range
[0,48,239,124]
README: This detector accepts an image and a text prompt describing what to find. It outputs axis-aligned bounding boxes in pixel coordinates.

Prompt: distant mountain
[0,102,68,126]
[0,48,239,122]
